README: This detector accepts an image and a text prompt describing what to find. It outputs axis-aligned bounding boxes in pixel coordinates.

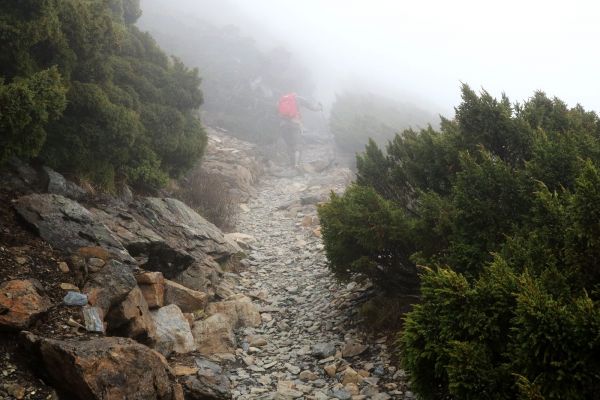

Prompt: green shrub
[0,67,66,163]
[320,85,600,397]
[0,0,206,189]
[318,184,419,294]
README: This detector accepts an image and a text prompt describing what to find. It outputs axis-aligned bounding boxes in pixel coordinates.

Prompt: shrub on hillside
[319,85,600,398]
[0,0,206,190]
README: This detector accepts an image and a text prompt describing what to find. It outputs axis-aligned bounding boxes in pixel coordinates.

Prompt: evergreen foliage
[318,84,600,398]
[0,0,206,189]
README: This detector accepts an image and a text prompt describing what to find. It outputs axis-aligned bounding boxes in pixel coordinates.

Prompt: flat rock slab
[14,194,132,262]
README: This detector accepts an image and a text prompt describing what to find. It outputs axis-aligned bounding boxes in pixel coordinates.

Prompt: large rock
[23,334,175,400]
[173,257,222,295]
[151,304,196,356]
[40,166,86,200]
[136,271,165,309]
[164,280,209,313]
[83,260,137,315]
[205,295,261,328]
[106,286,156,344]
[192,313,236,355]
[14,194,132,262]
[1,157,39,192]
[0,280,51,331]
[197,129,265,203]
[92,197,240,283]
[136,197,240,259]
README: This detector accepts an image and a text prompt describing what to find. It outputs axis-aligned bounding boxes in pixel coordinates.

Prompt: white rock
[151,304,195,355]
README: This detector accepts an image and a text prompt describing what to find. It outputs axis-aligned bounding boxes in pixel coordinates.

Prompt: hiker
[278,93,322,167]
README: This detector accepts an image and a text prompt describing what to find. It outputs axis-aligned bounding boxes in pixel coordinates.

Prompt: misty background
[138,0,600,148]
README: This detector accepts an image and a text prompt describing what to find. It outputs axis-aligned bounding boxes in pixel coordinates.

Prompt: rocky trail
[0,132,412,400]
[222,144,413,400]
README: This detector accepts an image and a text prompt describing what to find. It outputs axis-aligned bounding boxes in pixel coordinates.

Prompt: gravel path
[228,146,413,400]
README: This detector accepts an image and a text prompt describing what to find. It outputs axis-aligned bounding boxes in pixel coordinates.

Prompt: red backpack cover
[278,93,299,119]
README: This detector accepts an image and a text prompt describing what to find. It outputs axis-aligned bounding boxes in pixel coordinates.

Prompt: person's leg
[281,121,296,167]
[292,122,302,168]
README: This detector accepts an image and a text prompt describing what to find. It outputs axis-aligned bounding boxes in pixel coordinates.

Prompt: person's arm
[296,96,323,112]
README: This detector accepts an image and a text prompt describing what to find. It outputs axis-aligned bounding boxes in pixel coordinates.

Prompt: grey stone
[82,306,104,333]
[182,374,232,400]
[331,389,352,400]
[312,342,336,359]
[63,291,88,306]
[83,260,137,314]
[14,194,133,262]
[41,166,86,200]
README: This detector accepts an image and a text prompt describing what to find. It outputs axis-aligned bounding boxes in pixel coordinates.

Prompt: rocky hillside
[0,133,410,400]
[0,134,265,399]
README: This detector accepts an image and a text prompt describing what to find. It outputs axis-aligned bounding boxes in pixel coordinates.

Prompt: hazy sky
[144,0,600,115]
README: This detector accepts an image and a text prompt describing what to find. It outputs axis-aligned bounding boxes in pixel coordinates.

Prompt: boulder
[182,358,231,400]
[40,166,86,200]
[92,197,240,282]
[164,280,209,313]
[136,271,165,309]
[22,334,175,400]
[2,157,39,191]
[174,257,222,294]
[192,313,236,355]
[0,280,51,331]
[83,260,137,315]
[151,304,196,356]
[14,194,132,262]
[106,287,156,344]
[205,295,261,328]
[132,197,240,262]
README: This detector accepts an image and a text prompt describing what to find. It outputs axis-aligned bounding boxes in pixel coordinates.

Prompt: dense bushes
[0,0,206,189]
[318,85,600,398]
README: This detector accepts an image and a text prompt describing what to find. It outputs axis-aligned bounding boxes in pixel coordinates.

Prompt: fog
[140,0,600,115]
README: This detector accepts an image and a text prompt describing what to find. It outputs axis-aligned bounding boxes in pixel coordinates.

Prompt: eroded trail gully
[226,147,413,400]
